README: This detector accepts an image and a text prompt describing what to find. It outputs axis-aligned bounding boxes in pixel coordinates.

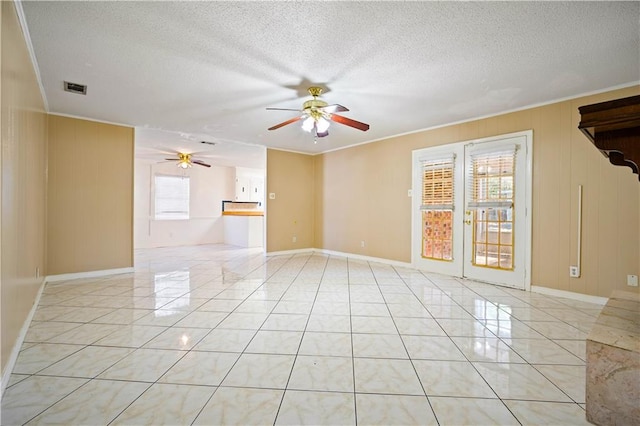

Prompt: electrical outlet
[407,189,412,197]
[628,274,638,287]
[292,236,297,243]
[269,193,276,199]
[360,241,365,248]
[569,266,580,278]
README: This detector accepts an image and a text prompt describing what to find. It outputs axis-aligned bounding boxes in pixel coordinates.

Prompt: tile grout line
[190,252,309,425]
[22,250,280,425]
[446,275,578,419]
[424,270,584,416]
[347,257,358,426]
[4,246,597,425]
[371,263,441,426]
[271,252,331,426]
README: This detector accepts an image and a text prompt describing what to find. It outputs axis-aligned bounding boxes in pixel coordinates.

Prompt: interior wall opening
[133,128,266,251]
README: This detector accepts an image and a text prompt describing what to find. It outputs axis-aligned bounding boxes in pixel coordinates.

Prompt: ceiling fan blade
[165,158,179,161]
[319,104,349,113]
[192,160,211,168]
[268,115,303,131]
[330,114,370,131]
[266,107,301,111]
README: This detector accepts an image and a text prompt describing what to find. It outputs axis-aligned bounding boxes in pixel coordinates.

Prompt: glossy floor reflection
[2,244,598,425]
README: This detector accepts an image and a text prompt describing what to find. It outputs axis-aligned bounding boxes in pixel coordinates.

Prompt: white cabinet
[235,176,251,201]
[249,177,264,203]
[235,176,264,203]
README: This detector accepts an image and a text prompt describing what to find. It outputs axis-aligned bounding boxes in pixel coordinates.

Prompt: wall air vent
[63,81,87,95]
[200,141,216,146]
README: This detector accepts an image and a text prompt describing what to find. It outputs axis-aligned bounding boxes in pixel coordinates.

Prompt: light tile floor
[2,245,599,425]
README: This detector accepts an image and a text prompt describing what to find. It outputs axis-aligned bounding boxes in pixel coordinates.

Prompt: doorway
[412,131,532,290]
[133,128,267,251]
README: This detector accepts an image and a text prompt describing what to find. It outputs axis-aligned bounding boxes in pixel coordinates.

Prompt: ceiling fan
[165,152,211,169]
[267,87,370,138]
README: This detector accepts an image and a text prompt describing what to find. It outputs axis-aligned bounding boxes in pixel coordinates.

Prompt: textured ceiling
[20,1,640,158]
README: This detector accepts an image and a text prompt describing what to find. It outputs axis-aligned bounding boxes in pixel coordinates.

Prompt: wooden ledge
[579,95,640,180]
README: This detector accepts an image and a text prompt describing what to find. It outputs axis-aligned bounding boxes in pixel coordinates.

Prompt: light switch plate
[269,193,276,199]
[628,274,638,287]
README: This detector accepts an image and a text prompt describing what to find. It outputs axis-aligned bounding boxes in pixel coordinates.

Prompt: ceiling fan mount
[307,86,323,97]
[267,86,369,139]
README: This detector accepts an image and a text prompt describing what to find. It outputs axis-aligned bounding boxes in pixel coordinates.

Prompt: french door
[412,131,532,290]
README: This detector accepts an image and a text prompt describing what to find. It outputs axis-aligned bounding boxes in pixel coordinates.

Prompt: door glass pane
[475,209,486,245]
[475,243,487,265]
[422,210,453,261]
[421,157,454,262]
[473,207,513,269]
[500,245,513,269]
[470,148,516,271]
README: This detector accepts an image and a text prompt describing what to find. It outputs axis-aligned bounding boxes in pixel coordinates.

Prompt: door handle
[465,210,472,225]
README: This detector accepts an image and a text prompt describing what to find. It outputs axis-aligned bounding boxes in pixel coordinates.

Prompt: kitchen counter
[222,211,264,216]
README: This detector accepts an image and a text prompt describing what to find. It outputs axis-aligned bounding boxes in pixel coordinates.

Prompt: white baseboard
[315,249,413,268]
[531,285,608,305]
[265,248,314,257]
[265,247,412,269]
[46,267,134,283]
[1,279,46,397]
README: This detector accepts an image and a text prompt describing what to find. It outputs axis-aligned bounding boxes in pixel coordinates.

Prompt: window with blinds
[421,157,454,261]
[155,175,190,220]
[468,147,517,269]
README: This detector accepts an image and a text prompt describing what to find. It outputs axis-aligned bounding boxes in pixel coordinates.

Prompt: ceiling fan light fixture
[301,116,315,132]
[316,116,330,133]
[179,161,190,169]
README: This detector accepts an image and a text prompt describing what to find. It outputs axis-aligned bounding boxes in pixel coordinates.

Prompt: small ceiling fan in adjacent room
[165,152,211,168]
[267,87,370,139]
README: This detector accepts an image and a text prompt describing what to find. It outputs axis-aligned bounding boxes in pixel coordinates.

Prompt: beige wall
[314,86,639,298]
[314,138,413,260]
[266,149,315,252]
[1,0,48,374]
[264,89,640,298]
[47,115,134,275]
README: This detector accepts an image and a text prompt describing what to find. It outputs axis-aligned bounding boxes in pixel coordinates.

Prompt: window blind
[155,175,190,220]
[420,156,455,211]
[467,146,517,210]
